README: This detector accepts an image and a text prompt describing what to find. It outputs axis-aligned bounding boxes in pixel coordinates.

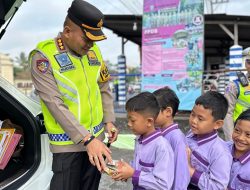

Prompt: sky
[204,0,250,15]
[0,0,250,67]
[0,0,142,67]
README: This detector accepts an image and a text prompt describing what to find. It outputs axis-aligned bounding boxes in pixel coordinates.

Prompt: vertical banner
[229,45,243,81]
[142,0,204,110]
[118,55,126,105]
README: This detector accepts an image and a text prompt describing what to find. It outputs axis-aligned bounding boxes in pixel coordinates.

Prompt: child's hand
[111,161,134,181]
[186,146,192,165]
[186,146,195,176]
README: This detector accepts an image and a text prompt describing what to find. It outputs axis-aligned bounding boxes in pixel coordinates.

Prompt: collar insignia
[56,38,66,51]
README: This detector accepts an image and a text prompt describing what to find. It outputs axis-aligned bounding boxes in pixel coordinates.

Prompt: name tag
[244,91,250,95]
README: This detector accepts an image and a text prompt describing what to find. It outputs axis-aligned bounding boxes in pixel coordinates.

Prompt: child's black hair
[195,91,228,121]
[125,91,160,119]
[153,86,180,117]
[234,108,250,126]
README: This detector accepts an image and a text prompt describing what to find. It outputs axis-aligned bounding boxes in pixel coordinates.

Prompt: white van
[0,77,52,190]
[0,1,52,189]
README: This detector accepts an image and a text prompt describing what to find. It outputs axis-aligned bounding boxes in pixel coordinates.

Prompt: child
[112,92,174,190]
[153,86,190,190]
[227,109,250,189]
[186,91,232,189]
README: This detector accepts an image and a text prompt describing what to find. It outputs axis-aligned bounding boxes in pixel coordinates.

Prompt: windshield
[0,0,24,28]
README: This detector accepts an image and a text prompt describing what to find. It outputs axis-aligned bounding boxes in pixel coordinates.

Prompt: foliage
[13,66,23,78]
[15,52,29,70]
[14,52,29,77]
[126,66,141,83]
[127,67,140,74]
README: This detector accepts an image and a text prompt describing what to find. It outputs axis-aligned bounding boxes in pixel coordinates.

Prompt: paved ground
[99,147,133,190]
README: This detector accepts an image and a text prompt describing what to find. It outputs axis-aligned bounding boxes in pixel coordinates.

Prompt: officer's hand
[105,122,118,144]
[86,138,112,171]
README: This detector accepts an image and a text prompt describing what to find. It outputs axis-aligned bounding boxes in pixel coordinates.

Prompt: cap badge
[97,19,103,28]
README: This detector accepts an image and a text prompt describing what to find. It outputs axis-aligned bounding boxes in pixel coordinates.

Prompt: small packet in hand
[104,160,118,175]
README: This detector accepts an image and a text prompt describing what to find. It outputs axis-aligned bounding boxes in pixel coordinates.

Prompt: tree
[15,52,29,70]
[13,67,23,78]
[126,66,141,83]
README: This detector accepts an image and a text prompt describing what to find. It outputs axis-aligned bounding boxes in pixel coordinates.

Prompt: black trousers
[50,152,101,190]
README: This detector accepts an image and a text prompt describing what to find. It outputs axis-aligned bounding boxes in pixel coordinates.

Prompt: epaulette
[55,37,66,52]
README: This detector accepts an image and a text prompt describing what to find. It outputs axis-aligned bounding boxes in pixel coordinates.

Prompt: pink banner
[144,0,179,12]
[162,48,188,71]
[143,25,185,43]
[142,0,204,110]
[142,44,162,74]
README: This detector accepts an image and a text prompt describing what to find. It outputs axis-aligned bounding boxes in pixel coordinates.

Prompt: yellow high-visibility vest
[29,38,104,145]
[233,80,250,121]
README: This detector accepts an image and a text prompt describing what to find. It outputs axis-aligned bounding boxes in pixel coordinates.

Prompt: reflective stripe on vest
[29,39,104,145]
[48,122,104,141]
[233,80,250,121]
[236,99,250,108]
[54,71,79,104]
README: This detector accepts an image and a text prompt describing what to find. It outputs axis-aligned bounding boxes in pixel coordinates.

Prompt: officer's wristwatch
[79,134,95,146]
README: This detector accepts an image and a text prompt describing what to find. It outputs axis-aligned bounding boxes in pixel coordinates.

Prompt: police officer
[223,47,250,140]
[29,1,118,190]
[113,78,119,101]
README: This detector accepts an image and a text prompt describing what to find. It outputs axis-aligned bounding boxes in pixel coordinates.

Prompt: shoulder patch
[99,62,110,82]
[244,85,250,90]
[36,59,49,73]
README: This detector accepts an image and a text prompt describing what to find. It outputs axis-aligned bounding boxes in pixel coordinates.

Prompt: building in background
[14,70,33,96]
[0,53,14,84]
[0,52,33,95]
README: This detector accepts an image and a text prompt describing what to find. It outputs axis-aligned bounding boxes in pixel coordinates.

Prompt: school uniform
[186,130,232,190]
[227,141,250,190]
[131,130,174,190]
[161,123,190,190]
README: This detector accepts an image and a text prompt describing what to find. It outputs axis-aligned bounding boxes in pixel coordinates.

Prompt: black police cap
[68,0,106,41]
